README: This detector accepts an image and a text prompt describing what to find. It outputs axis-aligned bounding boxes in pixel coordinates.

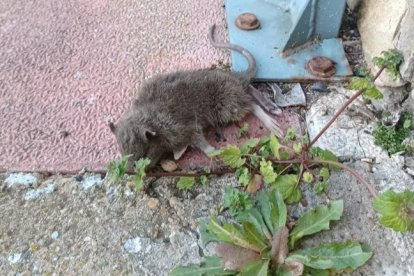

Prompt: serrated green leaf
[372,49,403,79]
[250,154,261,168]
[199,220,218,246]
[289,200,343,247]
[319,167,329,182]
[363,85,383,100]
[293,143,302,154]
[240,138,260,154]
[260,159,277,184]
[107,154,132,184]
[348,77,369,91]
[169,256,233,276]
[303,172,314,183]
[259,135,270,144]
[286,188,302,204]
[286,241,373,270]
[373,190,414,232]
[177,176,196,190]
[240,260,269,276]
[313,182,328,195]
[210,145,245,168]
[237,122,250,139]
[208,216,262,252]
[236,167,251,186]
[199,175,209,185]
[281,152,290,161]
[242,222,267,250]
[269,134,281,160]
[131,157,151,190]
[285,127,297,142]
[271,174,298,202]
[309,147,339,170]
[403,119,411,129]
[349,77,383,99]
[224,187,253,217]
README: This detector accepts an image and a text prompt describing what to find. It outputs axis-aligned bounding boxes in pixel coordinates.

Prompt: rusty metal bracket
[225,0,352,81]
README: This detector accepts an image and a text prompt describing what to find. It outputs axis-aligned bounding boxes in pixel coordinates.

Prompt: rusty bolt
[235,13,260,30]
[306,56,336,78]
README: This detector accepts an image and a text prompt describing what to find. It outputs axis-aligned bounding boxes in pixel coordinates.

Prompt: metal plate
[225,0,352,81]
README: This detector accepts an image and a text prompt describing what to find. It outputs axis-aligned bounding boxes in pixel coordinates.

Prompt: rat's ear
[144,129,156,140]
[108,122,116,133]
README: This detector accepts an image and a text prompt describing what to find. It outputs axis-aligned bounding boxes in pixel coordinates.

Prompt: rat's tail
[208,24,257,80]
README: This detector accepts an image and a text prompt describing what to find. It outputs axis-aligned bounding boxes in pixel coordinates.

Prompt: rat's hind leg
[193,131,216,155]
[249,85,282,115]
[252,103,284,138]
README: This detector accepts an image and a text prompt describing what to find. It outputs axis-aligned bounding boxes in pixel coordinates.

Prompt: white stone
[24,184,55,200]
[8,253,21,264]
[80,175,103,190]
[5,173,37,188]
[51,231,59,239]
[124,237,142,253]
[306,88,388,161]
[124,188,134,197]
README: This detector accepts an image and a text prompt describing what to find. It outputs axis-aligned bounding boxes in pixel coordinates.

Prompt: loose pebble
[24,184,55,200]
[147,198,160,209]
[51,231,59,239]
[124,237,142,253]
[124,187,134,197]
[311,82,329,92]
[8,253,22,264]
[160,159,178,172]
[5,173,37,188]
[80,175,103,190]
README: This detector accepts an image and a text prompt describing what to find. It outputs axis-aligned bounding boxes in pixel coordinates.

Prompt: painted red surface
[176,112,302,170]
[0,0,300,172]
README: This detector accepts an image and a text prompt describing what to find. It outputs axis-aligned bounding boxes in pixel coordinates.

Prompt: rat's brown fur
[110,25,281,168]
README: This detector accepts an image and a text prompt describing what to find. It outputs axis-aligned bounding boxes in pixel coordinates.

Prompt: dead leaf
[270,226,289,266]
[282,260,304,276]
[246,174,263,195]
[216,243,261,271]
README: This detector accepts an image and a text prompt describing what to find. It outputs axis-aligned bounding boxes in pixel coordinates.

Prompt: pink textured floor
[0,0,298,172]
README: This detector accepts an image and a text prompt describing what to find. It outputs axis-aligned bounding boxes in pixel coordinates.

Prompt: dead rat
[109,24,283,168]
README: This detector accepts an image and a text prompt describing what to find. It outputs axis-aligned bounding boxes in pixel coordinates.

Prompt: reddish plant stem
[307,159,378,197]
[146,169,234,178]
[1,168,234,178]
[296,162,305,188]
[307,66,385,149]
[279,164,293,175]
[266,157,302,164]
